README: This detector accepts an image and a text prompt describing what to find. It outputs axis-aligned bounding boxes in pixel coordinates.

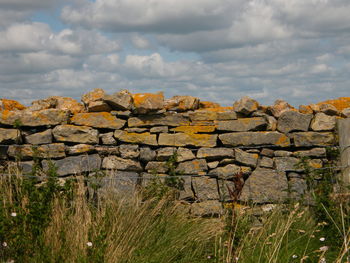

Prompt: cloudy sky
[1,0,350,106]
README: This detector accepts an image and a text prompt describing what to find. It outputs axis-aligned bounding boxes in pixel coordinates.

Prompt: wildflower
[319,237,326,242]
[319,257,326,263]
[319,246,329,252]
[297,229,306,234]
[10,212,17,217]
[2,242,7,247]
[86,242,93,247]
[292,254,298,259]
[207,256,211,259]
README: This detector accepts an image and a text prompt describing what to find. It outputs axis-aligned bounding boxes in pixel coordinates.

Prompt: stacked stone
[0,90,348,216]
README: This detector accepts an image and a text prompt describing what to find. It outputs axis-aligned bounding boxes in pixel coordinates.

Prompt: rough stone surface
[125,128,148,133]
[274,157,301,172]
[233,96,259,116]
[293,148,326,157]
[53,125,99,144]
[119,144,140,159]
[318,103,339,115]
[132,92,164,114]
[103,90,133,110]
[67,144,95,155]
[235,149,258,167]
[145,161,169,173]
[156,147,176,161]
[165,95,200,112]
[310,113,336,131]
[0,99,26,111]
[240,168,288,203]
[197,147,234,160]
[8,143,66,159]
[261,148,274,157]
[177,147,195,162]
[102,156,142,171]
[25,129,52,144]
[192,177,219,201]
[219,132,290,147]
[277,111,313,133]
[190,201,223,217]
[170,125,216,133]
[139,147,156,162]
[259,157,274,168]
[150,126,168,133]
[82,89,111,112]
[71,112,125,129]
[95,146,119,156]
[274,150,292,157]
[7,161,34,174]
[158,133,217,147]
[99,132,116,145]
[30,96,84,113]
[267,100,295,118]
[128,113,189,127]
[208,161,219,169]
[341,108,350,118]
[293,132,335,147]
[0,128,19,144]
[114,130,158,146]
[0,109,69,126]
[189,109,236,121]
[42,154,101,176]
[176,159,208,175]
[289,177,308,199]
[208,164,251,179]
[217,117,267,132]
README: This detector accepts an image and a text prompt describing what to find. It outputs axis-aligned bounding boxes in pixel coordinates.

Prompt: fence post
[338,118,350,185]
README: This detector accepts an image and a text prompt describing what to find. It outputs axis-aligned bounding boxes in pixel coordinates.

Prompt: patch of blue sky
[31,11,65,32]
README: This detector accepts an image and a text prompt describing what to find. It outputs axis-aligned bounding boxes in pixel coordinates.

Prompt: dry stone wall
[1,89,349,216]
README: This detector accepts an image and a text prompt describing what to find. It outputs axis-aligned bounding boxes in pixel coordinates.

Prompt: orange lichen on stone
[0,99,26,111]
[275,133,291,147]
[199,101,221,109]
[133,92,164,107]
[299,105,313,114]
[317,97,350,111]
[171,125,216,133]
[71,112,125,129]
[197,106,233,113]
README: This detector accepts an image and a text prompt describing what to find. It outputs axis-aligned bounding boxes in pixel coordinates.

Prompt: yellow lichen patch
[114,130,158,146]
[81,88,105,104]
[299,105,313,114]
[308,159,323,169]
[199,101,221,109]
[0,99,26,111]
[170,125,216,134]
[71,112,125,129]
[186,133,217,147]
[275,134,290,147]
[199,106,233,112]
[316,97,350,110]
[132,92,164,107]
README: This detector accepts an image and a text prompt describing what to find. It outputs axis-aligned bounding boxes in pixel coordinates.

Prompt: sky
[0,0,350,107]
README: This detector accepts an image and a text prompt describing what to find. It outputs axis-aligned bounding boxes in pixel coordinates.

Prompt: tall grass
[1,165,350,262]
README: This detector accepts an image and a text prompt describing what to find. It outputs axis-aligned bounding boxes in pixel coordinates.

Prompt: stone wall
[1,89,349,216]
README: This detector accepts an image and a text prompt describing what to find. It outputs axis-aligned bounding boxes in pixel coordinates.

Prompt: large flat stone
[114,130,158,146]
[103,90,133,110]
[310,113,336,131]
[208,164,251,179]
[219,132,290,147]
[274,157,302,172]
[217,117,267,131]
[235,149,258,167]
[233,96,259,116]
[71,112,125,129]
[0,109,69,126]
[191,177,219,201]
[240,168,288,203]
[176,159,208,175]
[102,156,143,172]
[170,125,216,133]
[0,128,19,144]
[165,95,200,112]
[53,125,99,144]
[197,147,234,160]
[128,113,189,127]
[293,132,335,147]
[42,154,101,176]
[132,92,164,114]
[25,129,52,144]
[66,144,95,155]
[158,133,217,147]
[8,143,66,160]
[277,111,313,133]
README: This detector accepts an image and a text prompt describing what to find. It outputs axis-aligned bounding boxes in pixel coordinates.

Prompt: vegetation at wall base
[1,163,350,262]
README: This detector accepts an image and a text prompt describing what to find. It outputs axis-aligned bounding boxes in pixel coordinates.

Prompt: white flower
[10,212,17,217]
[2,242,7,247]
[319,237,326,242]
[86,242,93,247]
[292,254,298,259]
[320,257,326,263]
[320,246,329,252]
